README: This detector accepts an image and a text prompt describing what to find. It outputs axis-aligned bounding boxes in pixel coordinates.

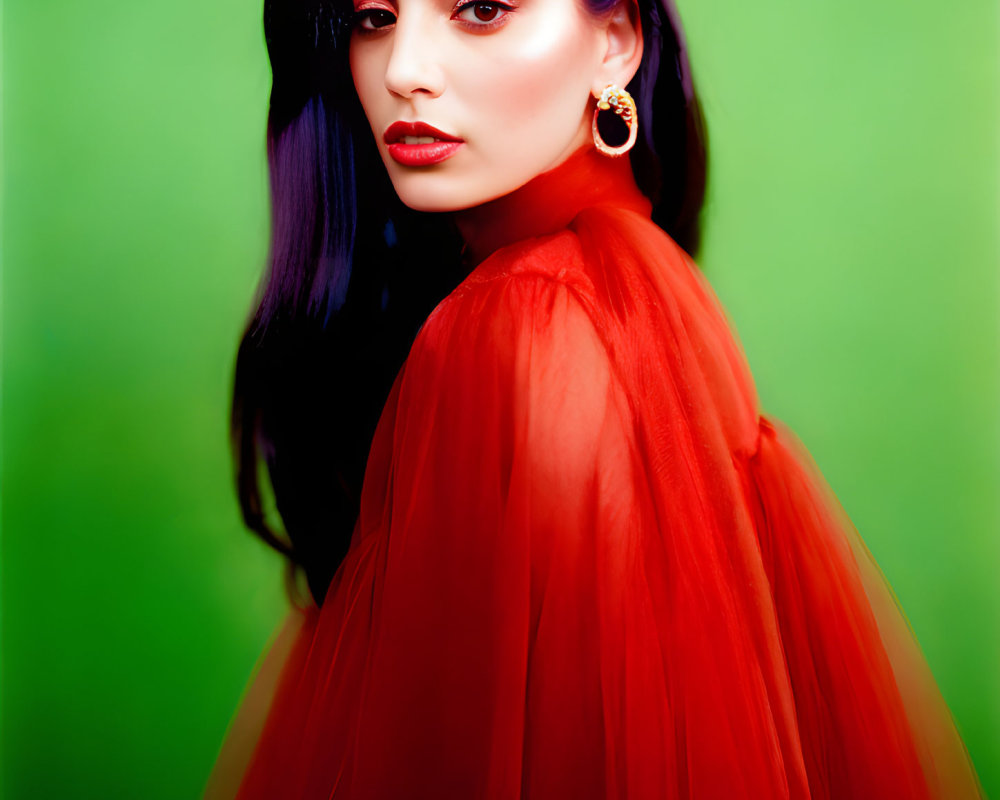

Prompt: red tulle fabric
[233,144,983,798]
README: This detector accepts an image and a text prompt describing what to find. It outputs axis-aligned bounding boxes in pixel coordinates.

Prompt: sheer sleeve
[232,227,985,799]
[346,272,642,797]
[233,269,649,799]
[745,415,986,799]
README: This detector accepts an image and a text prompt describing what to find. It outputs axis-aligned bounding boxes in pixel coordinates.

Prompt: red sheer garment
[232,144,984,798]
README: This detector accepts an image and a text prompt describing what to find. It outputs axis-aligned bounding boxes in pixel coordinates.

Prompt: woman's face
[349,0,614,212]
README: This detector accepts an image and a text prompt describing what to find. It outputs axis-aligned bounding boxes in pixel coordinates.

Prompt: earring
[592,84,638,157]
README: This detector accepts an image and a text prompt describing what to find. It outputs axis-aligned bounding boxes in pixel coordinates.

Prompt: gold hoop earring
[591,84,638,157]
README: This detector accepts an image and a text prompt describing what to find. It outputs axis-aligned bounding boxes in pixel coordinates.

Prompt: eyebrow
[354,0,470,9]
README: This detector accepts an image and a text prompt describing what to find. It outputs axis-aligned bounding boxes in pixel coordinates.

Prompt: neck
[451,142,652,268]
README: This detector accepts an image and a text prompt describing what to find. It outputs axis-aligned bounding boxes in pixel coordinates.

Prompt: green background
[2,0,996,796]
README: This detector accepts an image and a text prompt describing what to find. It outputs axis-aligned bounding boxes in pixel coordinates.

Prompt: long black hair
[232,0,709,607]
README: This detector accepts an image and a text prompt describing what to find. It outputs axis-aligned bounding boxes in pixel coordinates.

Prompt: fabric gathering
[226,143,986,799]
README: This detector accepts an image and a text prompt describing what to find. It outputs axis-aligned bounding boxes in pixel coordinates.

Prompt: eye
[352,1,516,33]
[452,1,515,29]
[353,7,396,31]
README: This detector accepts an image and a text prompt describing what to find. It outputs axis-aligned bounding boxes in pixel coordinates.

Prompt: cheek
[348,50,364,102]
[458,28,593,134]
[349,44,378,116]
[348,43,359,89]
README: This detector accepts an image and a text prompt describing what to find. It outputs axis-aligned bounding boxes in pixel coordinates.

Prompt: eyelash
[352,1,516,34]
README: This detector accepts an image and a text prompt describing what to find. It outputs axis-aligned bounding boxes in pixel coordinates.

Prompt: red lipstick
[383,120,465,167]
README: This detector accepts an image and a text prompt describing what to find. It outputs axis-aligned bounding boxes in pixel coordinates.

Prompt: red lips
[383,120,464,143]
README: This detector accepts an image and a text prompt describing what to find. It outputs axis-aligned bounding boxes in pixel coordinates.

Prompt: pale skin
[350,0,645,262]
[204,1,642,795]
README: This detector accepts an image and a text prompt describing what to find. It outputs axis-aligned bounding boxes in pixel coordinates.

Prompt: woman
[206,0,985,795]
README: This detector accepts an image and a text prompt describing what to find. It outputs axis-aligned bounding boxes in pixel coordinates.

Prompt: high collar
[451,142,653,269]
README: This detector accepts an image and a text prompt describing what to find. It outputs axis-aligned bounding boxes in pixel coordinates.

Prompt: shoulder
[392,231,640,465]
[398,242,621,421]
[462,228,594,301]
[418,230,601,349]
[413,238,607,377]
[395,246,632,470]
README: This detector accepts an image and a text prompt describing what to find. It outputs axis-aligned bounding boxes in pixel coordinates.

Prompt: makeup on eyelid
[352,0,518,31]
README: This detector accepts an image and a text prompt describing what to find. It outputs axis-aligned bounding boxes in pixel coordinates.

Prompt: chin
[390,185,468,213]
[387,174,503,214]
[378,146,529,213]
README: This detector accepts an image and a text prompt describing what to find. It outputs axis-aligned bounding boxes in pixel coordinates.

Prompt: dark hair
[232,0,709,607]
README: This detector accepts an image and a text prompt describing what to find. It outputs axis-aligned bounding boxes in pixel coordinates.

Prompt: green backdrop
[2,0,996,797]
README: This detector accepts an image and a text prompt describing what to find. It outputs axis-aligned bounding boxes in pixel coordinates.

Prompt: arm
[344,272,639,796]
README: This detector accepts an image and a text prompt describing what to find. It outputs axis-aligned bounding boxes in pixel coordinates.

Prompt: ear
[592,0,644,95]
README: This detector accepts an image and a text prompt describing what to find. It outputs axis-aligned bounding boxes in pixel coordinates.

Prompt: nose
[383,8,446,98]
